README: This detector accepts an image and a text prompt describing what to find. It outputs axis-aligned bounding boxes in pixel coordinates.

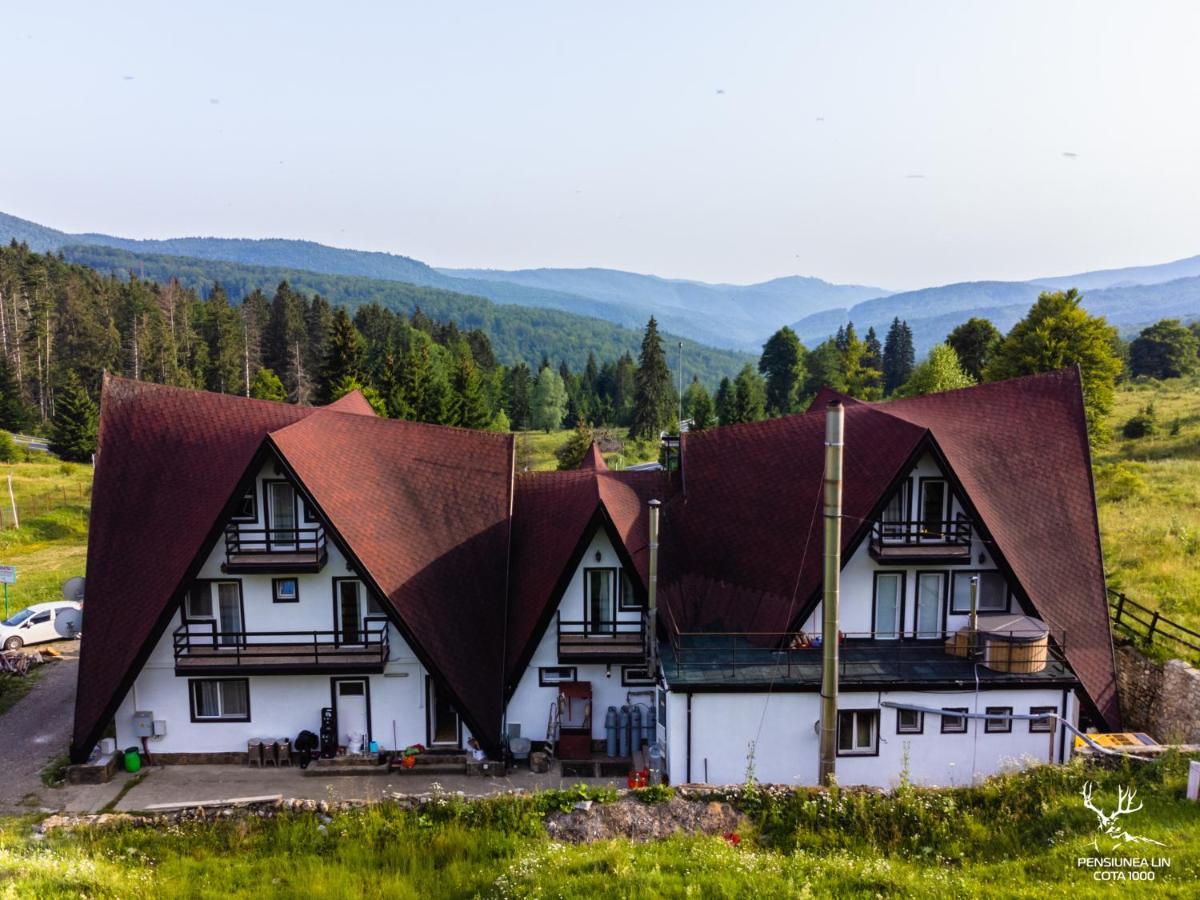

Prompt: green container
[123,748,142,773]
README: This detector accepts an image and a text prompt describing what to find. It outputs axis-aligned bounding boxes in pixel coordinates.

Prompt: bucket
[123,747,142,773]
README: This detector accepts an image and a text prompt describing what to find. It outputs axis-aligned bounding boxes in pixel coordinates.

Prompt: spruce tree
[49,375,97,463]
[0,355,31,432]
[882,317,916,394]
[507,363,532,430]
[318,308,366,403]
[714,377,734,426]
[450,353,491,429]
[630,317,674,439]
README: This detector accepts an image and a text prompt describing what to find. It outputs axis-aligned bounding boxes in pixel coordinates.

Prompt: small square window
[621,666,655,686]
[1029,706,1057,733]
[190,679,250,721]
[186,583,213,619]
[984,706,1013,733]
[896,708,924,734]
[231,487,256,522]
[950,572,1008,614]
[836,709,879,756]
[941,707,969,734]
[272,578,299,603]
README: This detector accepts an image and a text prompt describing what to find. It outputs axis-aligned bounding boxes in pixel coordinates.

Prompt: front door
[428,678,460,747]
[333,678,370,746]
[268,481,297,551]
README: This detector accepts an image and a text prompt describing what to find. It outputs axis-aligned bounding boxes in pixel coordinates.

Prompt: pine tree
[630,317,674,439]
[685,377,715,430]
[202,283,243,395]
[555,419,595,470]
[882,317,916,394]
[507,363,532,430]
[0,354,31,432]
[759,326,806,416]
[714,377,734,426]
[318,308,366,403]
[449,352,491,429]
[49,374,97,462]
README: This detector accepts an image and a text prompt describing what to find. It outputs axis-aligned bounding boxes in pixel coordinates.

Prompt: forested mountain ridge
[59,244,753,379]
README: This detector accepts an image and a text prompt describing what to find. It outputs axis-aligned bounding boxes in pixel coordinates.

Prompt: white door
[335,679,369,745]
[915,573,944,639]
[268,482,297,550]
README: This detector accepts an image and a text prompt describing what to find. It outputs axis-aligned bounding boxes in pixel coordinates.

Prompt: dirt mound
[545,796,742,843]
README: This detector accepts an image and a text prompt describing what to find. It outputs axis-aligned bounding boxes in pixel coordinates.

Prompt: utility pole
[818,400,844,786]
[677,341,684,428]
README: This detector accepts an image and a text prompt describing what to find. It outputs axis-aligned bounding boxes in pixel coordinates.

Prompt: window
[984,706,1013,733]
[303,499,319,523]
[190,679,250,721]
[836,709,879,756]
[941,707,969,734]
[538,666,577,686]
[231,486,256,522]
[621,666,655,686]
[919,479,947,538]
[950,571,1008,614]
[1029,706,1057,733]
[914,572,944,639]
[186,583,213,619]
[585,568,616,634]
[896,708,924,734]
[873,572,903,639]
[618,571,641,611]
[272,578,299,603]
[29,611,50,625]
[880,482,910,537]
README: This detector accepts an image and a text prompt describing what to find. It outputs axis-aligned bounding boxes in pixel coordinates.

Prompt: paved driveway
[0,642,79,813]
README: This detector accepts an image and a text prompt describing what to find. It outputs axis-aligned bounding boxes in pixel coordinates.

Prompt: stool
[263,739,279,767]
[247,738,264,768]
[277,738,293,767]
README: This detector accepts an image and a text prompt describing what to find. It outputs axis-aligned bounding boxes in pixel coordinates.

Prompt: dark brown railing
[173,620,388,667]
[224,523,326,558]
[871,515,972,548]
[557,612,648,656]
[1108,589,1200,657]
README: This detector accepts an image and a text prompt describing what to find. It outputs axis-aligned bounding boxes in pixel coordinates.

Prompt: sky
[2,1,1199,291]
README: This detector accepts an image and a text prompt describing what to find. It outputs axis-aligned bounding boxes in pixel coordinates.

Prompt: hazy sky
[3,1,1199,290]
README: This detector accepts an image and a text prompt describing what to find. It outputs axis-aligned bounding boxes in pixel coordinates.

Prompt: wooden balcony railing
[223,523,328,572]
[869,516,972,563]
[556,612,648,661]
[172,620,387,674]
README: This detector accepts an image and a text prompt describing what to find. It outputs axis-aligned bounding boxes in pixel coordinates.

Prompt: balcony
[173,621,387,675]
[223,523,328,573]
[868,516,972,564]
[557,612,647,662]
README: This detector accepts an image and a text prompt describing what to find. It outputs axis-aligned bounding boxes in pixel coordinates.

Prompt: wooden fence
[0,483,91,530]
[1108,588,1200,657]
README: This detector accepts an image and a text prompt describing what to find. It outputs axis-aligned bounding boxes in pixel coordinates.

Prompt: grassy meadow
[1093,375,1200,645]
[515,427,659,472]
[0,754,1197,897]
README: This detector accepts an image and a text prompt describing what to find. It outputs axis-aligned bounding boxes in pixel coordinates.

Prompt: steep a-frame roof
[505,467,665,690]
[659,368,1118,728]
[270,413,514,748]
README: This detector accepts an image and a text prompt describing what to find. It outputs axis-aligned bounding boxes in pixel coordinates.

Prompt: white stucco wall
[113,458,440,754]
[665,686,1077,788]
[506,528,653,742]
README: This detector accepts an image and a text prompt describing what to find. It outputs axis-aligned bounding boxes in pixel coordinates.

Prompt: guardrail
[224,523,327,557]
[870,515,972,547]
[1108,588,1200,656]
[172,620,389,667]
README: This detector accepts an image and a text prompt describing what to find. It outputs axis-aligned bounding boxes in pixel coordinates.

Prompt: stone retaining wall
[1115,644,1200,743]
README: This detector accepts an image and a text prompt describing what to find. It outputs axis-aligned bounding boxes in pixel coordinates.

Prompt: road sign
[0,566,14,585]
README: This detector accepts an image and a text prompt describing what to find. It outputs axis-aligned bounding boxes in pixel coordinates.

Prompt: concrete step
[390,763,466,776]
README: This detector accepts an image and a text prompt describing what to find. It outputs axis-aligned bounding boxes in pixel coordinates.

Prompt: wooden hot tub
[976,613,1050,674]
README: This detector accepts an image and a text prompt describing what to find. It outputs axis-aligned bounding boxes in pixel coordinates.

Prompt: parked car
[0,601,82,650]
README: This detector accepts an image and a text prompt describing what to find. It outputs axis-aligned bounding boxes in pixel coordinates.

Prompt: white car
[0,601,82,650]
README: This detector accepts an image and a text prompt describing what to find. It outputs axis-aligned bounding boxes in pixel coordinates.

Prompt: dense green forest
[60,244,753,380]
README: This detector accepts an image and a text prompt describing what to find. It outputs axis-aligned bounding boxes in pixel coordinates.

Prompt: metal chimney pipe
[818,401,845,787]
[647,500,661,674]
[968,575,979,657]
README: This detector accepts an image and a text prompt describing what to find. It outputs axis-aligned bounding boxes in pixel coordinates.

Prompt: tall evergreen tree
[882,317,916,394]
[318,307,366,403]
[729,364,767,424]
[449,352,491,429]
[714,376,735,426]
[0,354,31,432]
[758,326,806,416]
[507,363,532,430]
[630,317,674,439]
[48,374,97,462]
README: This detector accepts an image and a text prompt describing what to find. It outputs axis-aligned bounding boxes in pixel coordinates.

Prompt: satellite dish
[63,576,85,604]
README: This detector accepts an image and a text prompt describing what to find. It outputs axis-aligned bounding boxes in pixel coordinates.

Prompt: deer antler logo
[1080,781,1165,851]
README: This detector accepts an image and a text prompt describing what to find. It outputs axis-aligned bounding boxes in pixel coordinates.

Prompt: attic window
[618,571,641,611]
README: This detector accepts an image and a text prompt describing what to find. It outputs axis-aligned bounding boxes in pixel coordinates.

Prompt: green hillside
[61,244,753,379]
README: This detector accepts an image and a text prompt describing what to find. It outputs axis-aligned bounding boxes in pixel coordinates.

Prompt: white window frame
[836,709,879,756]
[190,678,250,722]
